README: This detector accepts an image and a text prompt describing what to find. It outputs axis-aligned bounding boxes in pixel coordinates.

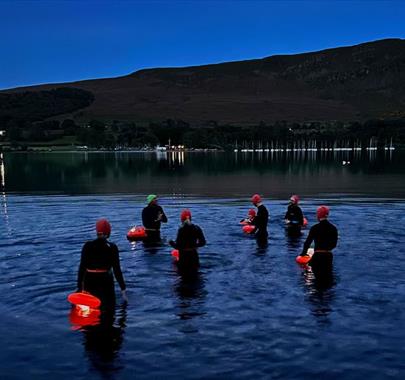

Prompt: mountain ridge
[3,38,405,124]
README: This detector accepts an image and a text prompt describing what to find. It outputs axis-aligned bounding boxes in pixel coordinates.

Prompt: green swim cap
[147,194,157,204]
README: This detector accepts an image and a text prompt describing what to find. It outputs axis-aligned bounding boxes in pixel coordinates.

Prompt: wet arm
[142,208,147,226]
[169,229,180,249]
[77,245,87,290]
[331,227,338,250]
[112,247,126,291]
[196,227,206,248]
[301,227,314,255]
[297,207,304,226]
[159,207,168,223]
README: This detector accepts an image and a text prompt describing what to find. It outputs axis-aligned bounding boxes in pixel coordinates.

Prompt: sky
[0,0,404,90]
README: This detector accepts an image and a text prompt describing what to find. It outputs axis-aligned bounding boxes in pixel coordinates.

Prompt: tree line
[2,117,404,150]
[0,88,404,149]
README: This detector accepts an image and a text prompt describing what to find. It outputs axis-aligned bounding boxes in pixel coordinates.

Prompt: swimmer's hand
[121,290,129,304]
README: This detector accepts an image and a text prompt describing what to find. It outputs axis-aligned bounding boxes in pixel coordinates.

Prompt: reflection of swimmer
[169,209,206,274]
[142,194,168,244]
[302,267,336,323]
[174,273,206,321]
[82,304,127,370]
[77,219,128,309]
[251,194,269,247]
[284,195,304,234]
[300,206,338,272]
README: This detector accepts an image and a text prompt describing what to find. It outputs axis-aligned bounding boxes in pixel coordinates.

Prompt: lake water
[0,151,405,379]
[1,149,404,197]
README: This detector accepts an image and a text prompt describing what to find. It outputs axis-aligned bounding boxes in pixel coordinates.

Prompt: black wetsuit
[77,238,126,307]
[253,204,269,243]
[170,222,206,272]
[285,204,304,226]
[301,219,338,269]
[142,204,168,242]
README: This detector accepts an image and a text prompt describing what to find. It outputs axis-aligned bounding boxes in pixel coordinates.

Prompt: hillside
[3,38,405,124]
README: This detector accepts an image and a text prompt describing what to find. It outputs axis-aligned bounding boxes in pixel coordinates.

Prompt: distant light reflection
[0,153,11,235]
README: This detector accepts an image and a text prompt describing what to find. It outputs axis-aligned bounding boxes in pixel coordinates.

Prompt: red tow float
[242,225,255,234]
[127,226,147,241]
[171,249,179,261]
[67,292,101,308]
[295,248,314,265]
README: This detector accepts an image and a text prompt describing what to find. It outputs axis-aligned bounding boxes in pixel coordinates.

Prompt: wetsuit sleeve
[77,243,88,290]
[159,206,168,223]
[142,207,147,227]
[301,226,315,255]
[169,228,181,249]
[284,209,289,220]
[169,240,177,248]
[111,244,126,291]
[331,225,338,250]
[196,226,206,248]
[297,207,304,226]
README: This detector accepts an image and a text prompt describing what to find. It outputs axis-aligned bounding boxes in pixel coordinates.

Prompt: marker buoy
[127,226,147,241]
[242,225,255,234]
[67,292,101,309]
[171,249,179,261]
[295,248,314,265]
[69,306,101,328]
[296,255,311,265]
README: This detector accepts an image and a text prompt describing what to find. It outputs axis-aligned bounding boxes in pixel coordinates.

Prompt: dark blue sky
[1,0,404,90]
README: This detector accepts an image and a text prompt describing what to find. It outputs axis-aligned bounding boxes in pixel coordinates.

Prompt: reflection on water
[173,272,206,326]
[0,153,11,235]
[0,196,405,378]
[81,303,127,375]
[156,150,185,166]
[302,265,337,325]
[2,150,405,197]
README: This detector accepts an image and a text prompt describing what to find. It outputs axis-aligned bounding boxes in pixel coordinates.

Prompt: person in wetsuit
[300,206,338,271]
[169,209,206,273]
[142,194,168,244]
[251,194,269,246]
[285,194,304,235]
[240,208,256,225]
[77,219,128,308]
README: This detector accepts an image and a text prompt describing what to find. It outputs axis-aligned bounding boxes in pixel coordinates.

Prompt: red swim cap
[251,194,262,204]
[290,195,299,204]
[180,209,192,222]
[317,206,329,220]
[96,219,111,236]
[248,209,256,217]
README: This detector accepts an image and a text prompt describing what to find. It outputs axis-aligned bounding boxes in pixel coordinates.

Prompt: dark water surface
[1,151,405,379]
[0,195,405,379]
[1,150,405,197]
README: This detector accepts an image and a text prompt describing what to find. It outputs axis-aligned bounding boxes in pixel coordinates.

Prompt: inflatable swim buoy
[295,248,314,265]
[127,226,147,241]
[242,225,255,234]
[303,217,308,227]
[171,249,179,261]
[67,292,101,309]
[296,255,311,265]
[69,305,101,328]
